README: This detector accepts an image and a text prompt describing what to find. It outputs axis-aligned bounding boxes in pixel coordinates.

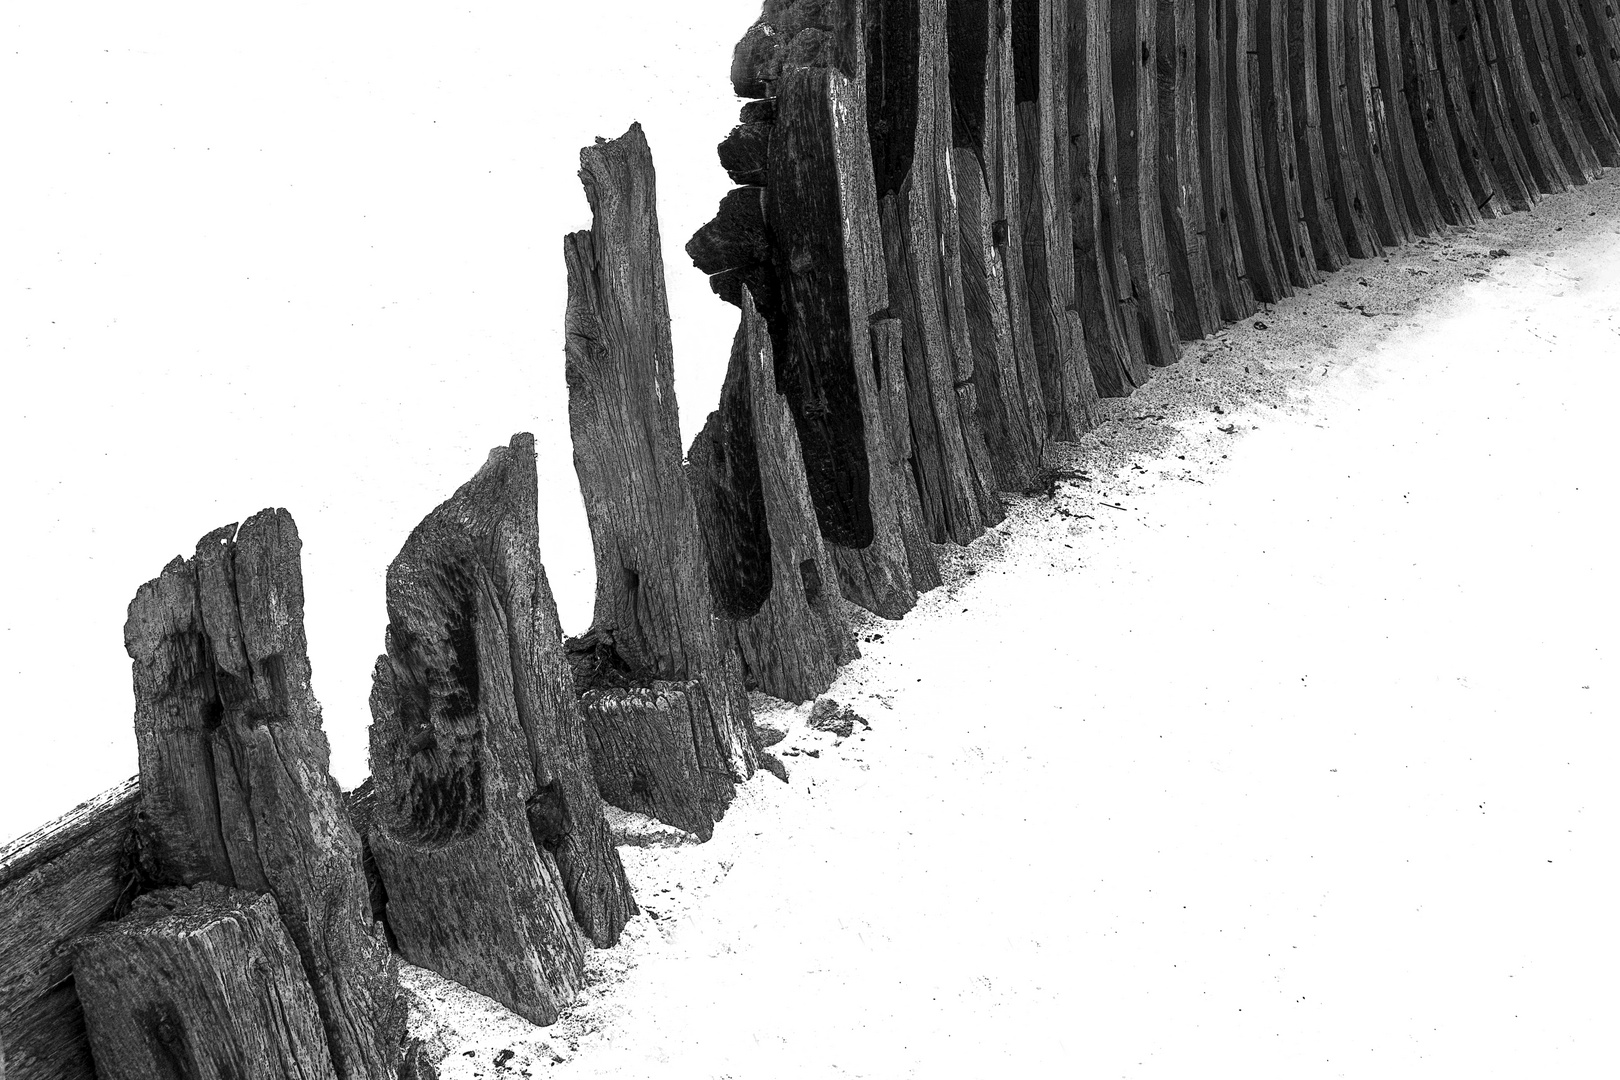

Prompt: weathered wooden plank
[947,0,1056,479]
[1225,0,1293,300]
[1156,0,1224,339]
[73,885,337,1080]
[1287,0,1354,268]
[1317,0,1386,254]
[1542,0,1620,164]
[1191,0,1260,320]
[1368,0,1449,234]
[124,509,400,1080]
[1067,0,1154,394]
[767,63,943,616]
[1512,0,1605,182]
[1445,0,1539,211]
[1395,0,1483,223]
[689,290,860,703]
[1343,0,1420,240]
[1576,0,1620,133]
[870,0,1006,542]
[1483,0,1575,195]
[1112,0,1186,358]
[0,781,138,1080]
[1255,0,1322,286]
[1425,0,1511,215]
[564,122,757,839]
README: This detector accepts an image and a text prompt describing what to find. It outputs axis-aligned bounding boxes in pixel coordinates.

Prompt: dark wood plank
[870,0,1006,544]
[1112,0,1186,359]
[73,886,337,1080]
[564,123,757,838]
[1288,0,1353,269]
[125,509,400,1080]
[1191,0,1260,320]
[1541,0,1620,164]
[1449,0,1539,210]
[1576,0,1620,135]
[1256,0,1323,286]
[689,290,861,703]
[1156,0,1224,339]
[1225,0,1293,300]
[1368,0,1449,234]
[1343,0,1420,240]
[1476,0,1573,196]
[1425,0,1511,215]
[1513,0,1605,182]
[1395,0,1483,223]
[1065,0,1153,394]
[1318,0,1387,254]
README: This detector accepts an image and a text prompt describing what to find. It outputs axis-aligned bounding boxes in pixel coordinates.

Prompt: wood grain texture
[1425,0,1511,216]
[367,437,611,1023]
[1342,0,1420,240]
[1317,0,1387,254]
[1369,0,1450,233]
[1112,0,1186,358]
[1288,0,1353,268]
[1225,0,1293,300]
[768,63,943,617]
[124,509,400,1080]
[1577,0,1620,133]
[1255,0,1322,286]
[1512,0,1605,181]
[1157,0,1224,338]
[1484,0,1575,195]
[1395,0,1483,223]
[1444,0,1538,211]
[1541,0,1620,164]
[1191,0,1261,320]
[564,123,756,835]
[0,781,139,1080]
[870,0,1005,544]
[1067,0,1154,394]
[73,885,336,1080]
[690,290,860,703]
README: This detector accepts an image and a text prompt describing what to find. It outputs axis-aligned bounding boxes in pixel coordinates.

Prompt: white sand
[404,177,1620,1078]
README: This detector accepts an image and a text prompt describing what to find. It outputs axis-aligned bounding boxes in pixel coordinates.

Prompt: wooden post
[367,437,615,1023]
[1067,0,1154,394]
[73,885,337,1080]
[1191,0,1260,321]
[1483,0,1576,196]
[1288,0,1353,269]
[1428,0,1512,216]
[1112,0,1186,358]
[1541,0,1620,165]
[1342,0,1421,241]
[1442,0,1538,212]
[1255,0,1322,287]
[1367,0,1449,235]
[946,0,1069,478]
[565,123,757,839]
[689,290,861,703]
[1395,0,1483,224]
[123,509,400,1080]
[1577,0,1620,132]
[1510,0,1605,183]
[1156,0,1225,339]
[1317,0,1388,254]
[869,0,1005,544]
[1225,0,1293,300]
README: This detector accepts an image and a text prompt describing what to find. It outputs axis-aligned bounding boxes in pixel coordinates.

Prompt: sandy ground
[404,177,1620,1078]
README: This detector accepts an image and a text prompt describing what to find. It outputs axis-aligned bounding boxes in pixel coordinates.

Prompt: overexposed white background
[1,1,761,838]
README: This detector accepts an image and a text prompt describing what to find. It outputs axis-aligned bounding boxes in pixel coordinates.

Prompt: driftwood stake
[1190,0,1259,321]
[689,290,860,703]
[1155,0,1224,339]
[123,509,400,1080]
[73,885,337,1080]
[566,123,756,837]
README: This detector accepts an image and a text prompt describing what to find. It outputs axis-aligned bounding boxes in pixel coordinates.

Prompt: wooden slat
[1426,0,1511,216]
[1343,0,1419,241]
[1541,0,1620,164]
[1155,0,1224,339]
[1225,0,1293,300]
[1479,0,1574,195]
[1191,0,1260,320]
[1395,0,1483,223]
[1368,0,1448,234]
[1288,0,1353,269]
[1256,0,1322,286]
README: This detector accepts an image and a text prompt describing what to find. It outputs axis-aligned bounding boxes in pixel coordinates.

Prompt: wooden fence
[4,1,1617,1076]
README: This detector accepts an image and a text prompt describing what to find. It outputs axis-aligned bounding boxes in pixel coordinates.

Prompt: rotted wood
[869,0,1005,543]
[1483,0,1575,195]
[565,123,757,838]
[1067,0,1154,394]
[1254,0,1322,286]
[1541,0,1620,164]
[689,289,860,704]
[1342,0,1420,241]
[124,509,400,1080]
[1225,0,1292,301]
[1444,0,1538,211]
[1156,0,1223,339]
[1511,0,1604,181]
[1191,0,1260,320]
[1577,0,1620,131]
[1424,0,1510,215]
[72,885,336,1080]
[369,436,622,1022]
[946,0,1054,483]
[766,63,942,617]
[1287,0,1353,269]
[1395,0,1482,223]
[1368,0,1449,235]
[0,780,139,1080]
[1112,0,1185,359]
[1317,0,1386,255]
